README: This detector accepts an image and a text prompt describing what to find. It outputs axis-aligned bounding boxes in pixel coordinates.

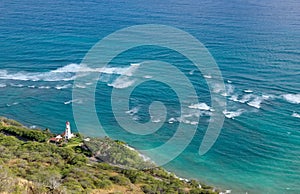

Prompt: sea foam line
[0,63,139,82]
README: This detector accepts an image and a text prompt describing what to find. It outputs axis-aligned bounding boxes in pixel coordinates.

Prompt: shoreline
[102,136,229,193]
[0,116,223,193]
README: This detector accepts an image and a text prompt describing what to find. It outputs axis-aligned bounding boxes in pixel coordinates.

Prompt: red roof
[49,137,60,142]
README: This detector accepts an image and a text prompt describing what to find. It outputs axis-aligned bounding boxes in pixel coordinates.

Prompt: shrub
[110,175,131,186]
[141,184,155,194]
[0,125,50,142]
[94,179,113,189]
[0,117,23,127]
[70,154,87,165]
[190,188,213,194]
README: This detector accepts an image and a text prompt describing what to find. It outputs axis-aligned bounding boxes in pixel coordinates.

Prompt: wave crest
[0,63,138,82]
[282,94,300,104]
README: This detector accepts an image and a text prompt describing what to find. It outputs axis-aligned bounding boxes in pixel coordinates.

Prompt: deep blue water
[1,0,300,193]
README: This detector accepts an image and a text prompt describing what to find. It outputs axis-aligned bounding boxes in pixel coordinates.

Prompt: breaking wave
[55,84,72,90]
[107,63,140,89]
[247,96,263,109]
[0,63,138,82]
[108,76,136,89]
[292,112,300,118]
[223,109,245,119]
[282,94,300,104]
[38,86,51,89]
[228,92,264,109]
[188,103,211,111]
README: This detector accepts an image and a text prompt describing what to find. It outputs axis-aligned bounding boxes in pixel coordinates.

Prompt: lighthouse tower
[64,121,73,140]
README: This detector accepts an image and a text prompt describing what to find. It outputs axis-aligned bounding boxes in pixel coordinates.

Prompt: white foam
[204,75,212,79]
[38,86,50,89]
[132,115,140,121]
[75,84,86,89]
[143,75,153,79]
[238,94,253,103]
[151,118,161,123]
[123,63,140,76]
[138,152,152,162]
[244,89,253,93]
[190,121,199,125]
[0,63,138,82]
[176,114,200,125]
[212,83,225,94]
[0,68,76,82]
[192,110,202,117]
[262,95,271,100]
[223,109,244,119]
[107,63,140,89]
[130,63,141,67]
[230,93,263,108]
[126,107,139,115]
[222,84,235,97]
[64,99,83,105]
[108,77,135,89]
[51,63,88,73]
[28,85,35,88]
[229,95,239,102]
[292,112,300,118]
[189,70,195,75]
[182,114,193,118]
[247,96,263,109]
[282,94,300,104]
[55,84,72,90]
[64,100,72,105]
[52,63,135,74]
[179,118,191,124]
[227,80,232,83]
[168,117,177,124]
[200,110,213,116]
[6,102,19,107]
[188,103,211,111]
[10,83,23,87]
[0,83,6,88]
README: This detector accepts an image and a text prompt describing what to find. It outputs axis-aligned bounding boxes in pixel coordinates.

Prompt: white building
[64,121,74,140]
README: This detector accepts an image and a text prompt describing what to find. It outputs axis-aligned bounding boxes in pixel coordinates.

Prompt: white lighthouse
[64,121,74,140]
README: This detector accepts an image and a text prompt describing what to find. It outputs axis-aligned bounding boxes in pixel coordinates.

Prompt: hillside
[0,117,219,194]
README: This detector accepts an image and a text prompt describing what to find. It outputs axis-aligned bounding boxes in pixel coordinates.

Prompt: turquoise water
[1,0,300,193]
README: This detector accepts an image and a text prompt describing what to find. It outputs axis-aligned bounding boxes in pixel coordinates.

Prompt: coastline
[122,143,230,194]
[0,116,223,194]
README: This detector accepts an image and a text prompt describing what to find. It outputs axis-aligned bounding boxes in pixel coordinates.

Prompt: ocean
[0,0,300,193]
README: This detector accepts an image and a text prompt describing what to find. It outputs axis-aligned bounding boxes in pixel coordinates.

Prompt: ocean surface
[1,0,300,193]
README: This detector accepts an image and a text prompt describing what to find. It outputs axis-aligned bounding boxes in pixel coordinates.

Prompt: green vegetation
[0,117,23,127]
[84,137,156,169]
[0,117,219,194]
[0,118,52,142]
